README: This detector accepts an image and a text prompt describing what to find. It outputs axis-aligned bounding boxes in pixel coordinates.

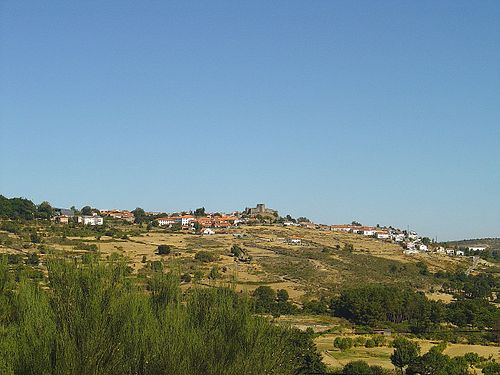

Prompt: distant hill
[445,238,500,249]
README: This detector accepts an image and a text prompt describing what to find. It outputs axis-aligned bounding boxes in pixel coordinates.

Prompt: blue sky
[1,1,499,240]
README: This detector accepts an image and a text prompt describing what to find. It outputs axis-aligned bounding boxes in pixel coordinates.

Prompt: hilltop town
[50,202,494,259]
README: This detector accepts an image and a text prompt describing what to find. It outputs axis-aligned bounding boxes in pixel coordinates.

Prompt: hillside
[1,219,499,372]
[0,221,481,303]
[445,237,500,249]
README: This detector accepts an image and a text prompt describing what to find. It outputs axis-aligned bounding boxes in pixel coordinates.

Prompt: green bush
[334,337,353,351]
[157,244,171,255]
[195,251,217,263]
[0,258,325,374]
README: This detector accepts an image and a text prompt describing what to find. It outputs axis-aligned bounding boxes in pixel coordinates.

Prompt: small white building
[446,249,455,256]
[393,234,405,242]
[180,215,195,226]
[419,244,428,252]
[435,246,446,254]
[157,217,177,226]
[468,246,486,252]
[331,225,352,232]
[407,231,418,240]
[456,250,465,256]
[202,228,215,235]
[78,215,103,226]
[376,232,390,240]
[283,221,299,226]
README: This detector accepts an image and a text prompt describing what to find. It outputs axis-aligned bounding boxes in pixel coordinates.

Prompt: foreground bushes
[0,257,325,374]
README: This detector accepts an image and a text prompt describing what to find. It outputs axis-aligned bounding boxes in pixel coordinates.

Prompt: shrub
[150,260,163,272]
[208,266,221,280]
[157,245,171,255]
[230,244,244,257]
[334,337,353,351]
[194,251,217,263]
[365,339,376,348]
[354,336,367,347]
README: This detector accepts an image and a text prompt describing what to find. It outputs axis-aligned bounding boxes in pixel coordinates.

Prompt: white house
[179,215,195,226]
[78,215,103,226]
[468,246,486,252]
[375,232,390,240]
[446,249,455,256]
[456,250,465,256]
[405,242,417,250]
[419,244,428,252]
[202,228,215,235]
[407,231,418,240]
[393,234,405,242]
[362,229,376,236]
[331,225,352,232]
[435,246,446,254]
[157,217,177,226]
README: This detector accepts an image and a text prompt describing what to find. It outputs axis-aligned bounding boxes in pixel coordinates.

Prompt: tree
[342,361,372,375]
[81,206,93,216]
[157,245,171,255]
[297,217,309,223]
[36,201,54,220]
[482,362,500,375]
[351,221,362,226]
[334,337,353,351]
[193,222,202,232]
[421,237,432,246]
[253,286,276,312]
[132,207,146,223]
[277,289,289,302]
[193,207,205,217]
[141,255,147,263]
[390,337,420,373]
[230,244,243,257]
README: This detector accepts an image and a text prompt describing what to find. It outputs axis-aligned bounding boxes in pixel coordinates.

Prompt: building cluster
[326,224,404,241]
[100,209,135,223]
[433,246,487,257]
[156,214,241,229]
[53,209,105,226]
